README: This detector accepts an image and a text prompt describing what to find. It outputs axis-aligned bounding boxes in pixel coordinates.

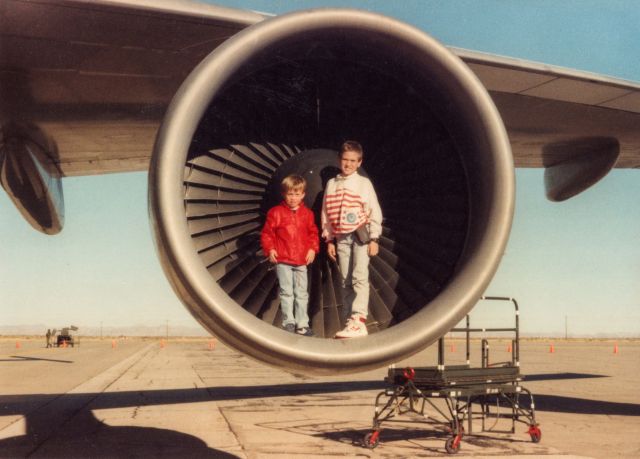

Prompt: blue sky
[1,0,639,337]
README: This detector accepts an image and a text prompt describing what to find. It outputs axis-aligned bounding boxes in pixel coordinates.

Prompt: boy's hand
[327,242,337,262]
[368,240,379,257]
[268,249,278,263]
[305,249,316,265]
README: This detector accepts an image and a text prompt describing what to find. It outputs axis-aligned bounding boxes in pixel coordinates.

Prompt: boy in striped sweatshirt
[321,141,383,338]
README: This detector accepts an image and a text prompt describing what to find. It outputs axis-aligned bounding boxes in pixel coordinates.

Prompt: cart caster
[448,421,465,437]
[527,424,541,443]
[363,431,380,449]
[403,367,416,381]
[445,435,461,454]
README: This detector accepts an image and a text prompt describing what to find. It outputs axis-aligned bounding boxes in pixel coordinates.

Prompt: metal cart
[362,296,541,454]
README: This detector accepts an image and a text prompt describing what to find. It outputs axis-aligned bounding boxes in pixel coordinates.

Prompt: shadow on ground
[1,355,73,363]
[2,377,638,456]
[524,372,607,381]
[1,410,238,458]
[534,394,640,415]
[318,425,540,455]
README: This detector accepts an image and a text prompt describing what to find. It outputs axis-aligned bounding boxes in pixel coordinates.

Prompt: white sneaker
[335,314,368,338]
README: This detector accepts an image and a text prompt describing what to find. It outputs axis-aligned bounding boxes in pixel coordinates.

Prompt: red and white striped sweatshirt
[321,172,382,241]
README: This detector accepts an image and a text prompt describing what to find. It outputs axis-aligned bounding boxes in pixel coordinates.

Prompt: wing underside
[2,0,639,176]
[0,0,266,177]
[458,49,640,169]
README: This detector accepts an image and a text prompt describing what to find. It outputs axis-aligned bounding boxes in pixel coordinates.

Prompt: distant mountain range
[1,324,638,339]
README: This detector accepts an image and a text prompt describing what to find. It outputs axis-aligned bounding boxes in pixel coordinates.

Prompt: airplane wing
[2,0,639,230]
[458,49,640,167]
[1,0,266,177]
[457,48,640,201]
[2,0,639,178]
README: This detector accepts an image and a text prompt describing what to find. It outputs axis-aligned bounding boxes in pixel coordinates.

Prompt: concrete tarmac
[1,337,639,458]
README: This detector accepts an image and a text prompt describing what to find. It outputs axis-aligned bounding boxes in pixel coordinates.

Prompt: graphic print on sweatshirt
[324,188,368,234]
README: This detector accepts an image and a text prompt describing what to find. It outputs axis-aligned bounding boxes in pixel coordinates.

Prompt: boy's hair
[281,174,306,194]
[340,140,363,159]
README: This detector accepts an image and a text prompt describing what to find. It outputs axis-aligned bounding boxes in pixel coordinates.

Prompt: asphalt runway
[1,337,638,458]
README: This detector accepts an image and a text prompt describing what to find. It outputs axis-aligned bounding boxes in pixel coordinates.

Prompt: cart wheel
[363,431,380,449]
[445,436,461,454]
[527,425,541,443]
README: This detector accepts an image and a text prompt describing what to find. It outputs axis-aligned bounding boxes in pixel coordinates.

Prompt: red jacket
[261,202,320,266]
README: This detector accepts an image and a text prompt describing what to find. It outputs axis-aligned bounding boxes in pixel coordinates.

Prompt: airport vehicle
[55,326,78,347]
[1,1,639,374]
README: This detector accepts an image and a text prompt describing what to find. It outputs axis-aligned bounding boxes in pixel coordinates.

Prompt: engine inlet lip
[150,8,514,373]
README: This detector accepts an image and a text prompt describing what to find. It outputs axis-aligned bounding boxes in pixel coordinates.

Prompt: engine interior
[183,52,470,337]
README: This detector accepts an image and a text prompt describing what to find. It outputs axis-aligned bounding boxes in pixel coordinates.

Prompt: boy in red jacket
[261,175,319,336]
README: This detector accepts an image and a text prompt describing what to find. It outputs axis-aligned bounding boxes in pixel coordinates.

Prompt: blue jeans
[276,263,310,328]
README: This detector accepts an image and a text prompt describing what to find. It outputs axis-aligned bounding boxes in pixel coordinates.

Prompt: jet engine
[149,9,514,374]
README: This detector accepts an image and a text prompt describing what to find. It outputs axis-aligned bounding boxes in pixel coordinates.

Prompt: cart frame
[363,296,541,454]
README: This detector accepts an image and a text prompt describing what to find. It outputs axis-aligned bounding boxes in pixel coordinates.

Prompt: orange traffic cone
[15,341,21,349]
[208,339,216,350]
[111,339,117,349]
[614,343,619,354]
[160,339,165,348]
[450,343,456,353]
[507,343,512,353]
[549,343,555,353]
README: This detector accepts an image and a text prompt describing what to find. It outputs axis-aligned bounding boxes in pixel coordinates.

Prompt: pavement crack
[219,406,248,458]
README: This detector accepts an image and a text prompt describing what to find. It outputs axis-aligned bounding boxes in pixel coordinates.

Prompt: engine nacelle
[149,9,514,374]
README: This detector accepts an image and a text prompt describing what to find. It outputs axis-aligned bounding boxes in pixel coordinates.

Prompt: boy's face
[284,188,305,209]
[340,150,362,176]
